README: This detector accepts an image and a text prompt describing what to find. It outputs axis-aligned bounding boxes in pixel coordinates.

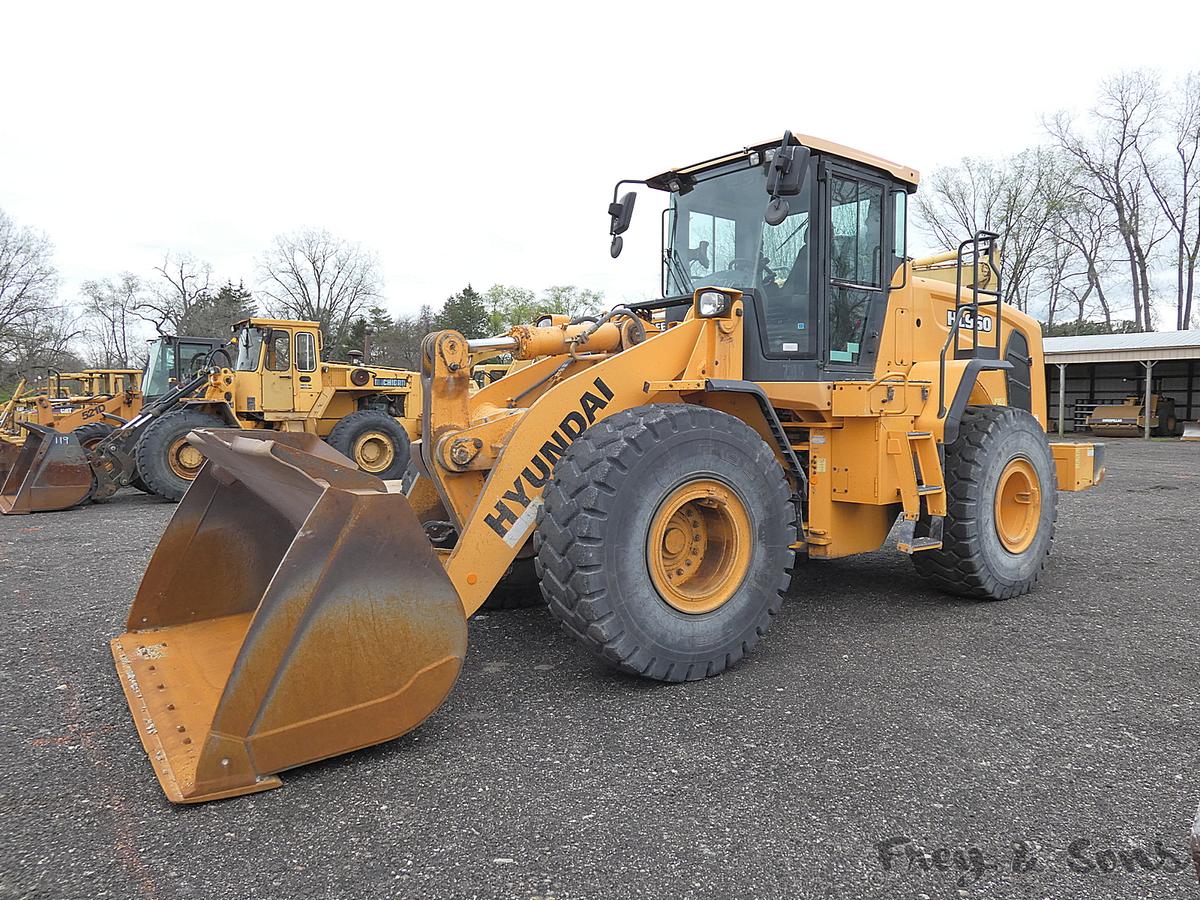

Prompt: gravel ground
[0,438,1197,900]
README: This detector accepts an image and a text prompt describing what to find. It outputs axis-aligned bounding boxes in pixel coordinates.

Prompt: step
[917,484,943,495]
[906,431,932,439]
[897,537,943,553]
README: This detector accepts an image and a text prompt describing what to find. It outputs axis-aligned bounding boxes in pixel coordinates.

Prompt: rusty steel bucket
[110,429,467,803]
[0,424,93,515]
[0,439,20,488]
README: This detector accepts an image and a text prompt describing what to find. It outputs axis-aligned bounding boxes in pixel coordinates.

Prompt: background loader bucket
[0,424,93,515]
[0,440,19,489]
[110,429,468,803]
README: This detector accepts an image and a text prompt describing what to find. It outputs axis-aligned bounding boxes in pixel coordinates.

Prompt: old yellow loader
[110,132,1103,802]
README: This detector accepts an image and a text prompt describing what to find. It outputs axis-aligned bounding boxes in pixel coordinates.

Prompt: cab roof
[647,133,920,190]
[234,317,321,330]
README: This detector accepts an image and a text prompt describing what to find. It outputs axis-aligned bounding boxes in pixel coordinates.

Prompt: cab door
[823,166,889,377]
[292,330,320,413]
[261,329,295,411]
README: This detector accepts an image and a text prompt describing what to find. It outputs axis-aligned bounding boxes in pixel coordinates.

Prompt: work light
[696,290,732,318]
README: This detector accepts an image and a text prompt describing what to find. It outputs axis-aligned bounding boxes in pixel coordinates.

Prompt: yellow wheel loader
[0,376,145,490]
[0,337,225,488]
[132,317,422,501]
[110,132,1104,803]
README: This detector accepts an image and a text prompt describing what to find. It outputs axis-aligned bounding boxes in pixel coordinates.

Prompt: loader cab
[230,319,322,414]
[645,134,916,383]
[142,336,227,399]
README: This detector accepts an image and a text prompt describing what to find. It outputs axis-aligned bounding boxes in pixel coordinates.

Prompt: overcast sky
[2,1,1198,325]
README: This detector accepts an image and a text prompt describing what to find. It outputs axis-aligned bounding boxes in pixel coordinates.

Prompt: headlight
[697,290,732,318]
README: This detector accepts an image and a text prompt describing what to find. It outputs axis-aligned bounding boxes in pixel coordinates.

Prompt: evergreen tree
[179,280,256,338]
[435,285,491,338]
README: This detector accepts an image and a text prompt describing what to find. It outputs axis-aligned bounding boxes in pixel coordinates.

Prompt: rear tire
[135,408,227,502]
[326,410,411,480]
[912,405,1057,600]
[535,404,795,682]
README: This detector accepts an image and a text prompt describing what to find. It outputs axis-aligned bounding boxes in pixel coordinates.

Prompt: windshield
[141,340,173,397]
[665,157,814,355]
[234,326,264,371]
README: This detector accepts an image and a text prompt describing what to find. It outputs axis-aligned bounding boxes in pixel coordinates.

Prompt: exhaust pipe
[110,429,468,802]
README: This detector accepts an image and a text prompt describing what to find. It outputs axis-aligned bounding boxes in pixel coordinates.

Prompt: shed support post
[1143,360,1155,439]
[1056,363,1067,435]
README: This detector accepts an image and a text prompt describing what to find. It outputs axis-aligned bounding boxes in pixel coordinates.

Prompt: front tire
[536,404,796,682]
[912,405,1057,600]
[135,408,227,501]
[72,422,114,451]
[71,422,114,503]
[479,557,545,611]
[326,410,411,480]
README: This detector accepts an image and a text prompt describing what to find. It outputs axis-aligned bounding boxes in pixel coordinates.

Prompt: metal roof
[1043,329,1200,365]
[647,133,920,191]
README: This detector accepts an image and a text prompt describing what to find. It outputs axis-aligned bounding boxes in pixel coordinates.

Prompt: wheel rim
[167,436,206,481]
[647,478,752,614]
[353,431,395,473]
[994,457,1041,554]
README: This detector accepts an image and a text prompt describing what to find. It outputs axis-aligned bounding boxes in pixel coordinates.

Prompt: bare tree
[540,285,605,319]
[80,274,145,367]
[0,208,59,363]
[137,252,214,335]
[1046,70,1171,330]
[257,228,382,349]
[1040,179,1123,327]
[1137,71,1200,329]
[914,148,1066,312]
[2,305,83,384]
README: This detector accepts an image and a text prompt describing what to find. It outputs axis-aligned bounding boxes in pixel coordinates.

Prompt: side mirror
[608,191,637,258]
[764,131,811,226]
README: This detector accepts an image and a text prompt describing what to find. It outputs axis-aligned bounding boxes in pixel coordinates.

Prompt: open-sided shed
[1044,329,1200,437]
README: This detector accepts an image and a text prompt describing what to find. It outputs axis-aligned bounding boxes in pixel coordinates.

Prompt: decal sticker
[485,376,614,541]
[946,309,994,333]
[374,377,408,388]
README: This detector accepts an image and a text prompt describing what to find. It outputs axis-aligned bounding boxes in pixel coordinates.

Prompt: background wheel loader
[0,335,226,506]
[0,371,146,489]
[110,132,1104,803]
[132,317,422,501]
[0,319,423,512]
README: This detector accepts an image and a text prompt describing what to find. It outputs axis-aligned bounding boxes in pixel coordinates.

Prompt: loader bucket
[0,424,93,515]
[110,429,467,803]
[1183,421,1200,441]
[0,440,19,488]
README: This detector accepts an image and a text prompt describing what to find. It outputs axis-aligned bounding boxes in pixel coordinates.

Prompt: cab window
[759,191,813,356]
[686,211,736,280]
[295,332,316,372]
[266,330,291,372]
[179,341,214,376]
[829,175,884,365]
[234,328,264,371]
